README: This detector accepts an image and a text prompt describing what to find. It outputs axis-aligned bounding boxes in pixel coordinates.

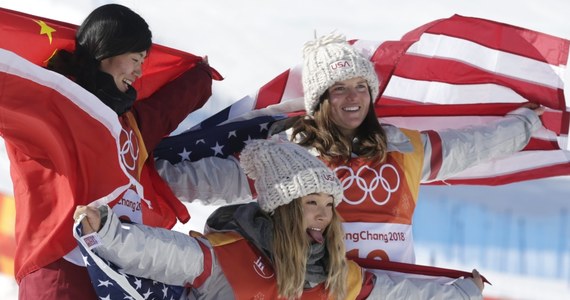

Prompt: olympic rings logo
[119,128,139,171]
[334,164,400,206]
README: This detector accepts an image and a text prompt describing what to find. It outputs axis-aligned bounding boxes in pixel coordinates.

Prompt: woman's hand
[521,102,545,116]
[470,269,485,292]
[73,205,102,235]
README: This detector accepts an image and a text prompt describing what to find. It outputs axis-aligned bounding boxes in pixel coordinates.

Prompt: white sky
[1,1,569,299]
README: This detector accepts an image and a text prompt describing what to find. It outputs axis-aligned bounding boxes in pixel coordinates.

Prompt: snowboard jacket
[91,203,483,299]
[325,107,540,263]
[158,107,540,265]
[4,59,213,282]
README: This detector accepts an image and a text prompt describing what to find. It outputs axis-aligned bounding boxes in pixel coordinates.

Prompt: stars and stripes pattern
[156,14,570,185]
[72,214,492,299]
[155,115,288,163]
[74,220,184,300]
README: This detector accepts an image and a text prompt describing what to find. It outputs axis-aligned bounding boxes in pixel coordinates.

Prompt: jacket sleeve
[132,62,213,152]
[155,155,253,205]
[367,270,483,300]
[421,107,541,182]
[93,206,209,287]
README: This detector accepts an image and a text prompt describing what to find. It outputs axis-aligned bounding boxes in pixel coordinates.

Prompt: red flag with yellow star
[0,7,75,279]
[0,8,75,66]
[0,7,222,280]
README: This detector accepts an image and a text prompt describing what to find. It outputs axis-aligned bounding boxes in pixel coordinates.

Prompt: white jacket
[91,206,483,299]
[157,107,540,203]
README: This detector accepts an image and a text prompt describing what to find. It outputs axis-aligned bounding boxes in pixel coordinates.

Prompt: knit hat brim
[302,33,379,115]
[240,138,343,213]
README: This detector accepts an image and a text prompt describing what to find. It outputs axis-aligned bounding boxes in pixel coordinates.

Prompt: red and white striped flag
[194,14,569,185]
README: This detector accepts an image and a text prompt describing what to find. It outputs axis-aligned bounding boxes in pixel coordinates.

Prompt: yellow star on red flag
[34,20,56,44]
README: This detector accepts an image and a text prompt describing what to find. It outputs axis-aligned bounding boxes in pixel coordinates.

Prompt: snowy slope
[0,0,569,299]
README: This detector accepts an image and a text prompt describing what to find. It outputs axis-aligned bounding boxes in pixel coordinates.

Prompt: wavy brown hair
[272,198,347,299]
[292,90,388,164]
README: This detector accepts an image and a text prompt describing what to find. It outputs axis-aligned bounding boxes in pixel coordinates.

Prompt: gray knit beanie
[240,138,343,213]
[302,32,379,115]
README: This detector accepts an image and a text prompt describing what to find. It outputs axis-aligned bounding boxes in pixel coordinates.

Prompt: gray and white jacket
[156,107,540,204]
[90,204,483,299]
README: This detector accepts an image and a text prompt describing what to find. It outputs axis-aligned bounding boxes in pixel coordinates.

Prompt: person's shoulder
[204,230,244,247]
[382,124,419,153]
[381,123,419,137]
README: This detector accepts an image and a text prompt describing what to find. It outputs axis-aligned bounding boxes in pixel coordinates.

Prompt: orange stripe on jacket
[0,194,16,276]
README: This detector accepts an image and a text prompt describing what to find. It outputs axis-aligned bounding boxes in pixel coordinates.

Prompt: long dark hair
[47,4,152,93]
[292,89,388,164]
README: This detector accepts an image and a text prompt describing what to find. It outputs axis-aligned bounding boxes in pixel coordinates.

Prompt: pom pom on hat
[301,32,379,115]
[240,138,343,213]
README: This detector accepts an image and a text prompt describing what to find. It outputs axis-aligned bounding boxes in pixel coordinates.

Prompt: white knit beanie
[240,138,343,213]
[302,32,379,116]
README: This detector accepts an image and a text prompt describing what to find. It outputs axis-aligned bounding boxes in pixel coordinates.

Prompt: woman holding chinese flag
[1,4,216,299]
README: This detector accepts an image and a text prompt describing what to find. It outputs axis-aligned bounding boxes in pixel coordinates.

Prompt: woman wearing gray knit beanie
[154,32,537,295]
[289,32,543,267]
[74,138,484,299]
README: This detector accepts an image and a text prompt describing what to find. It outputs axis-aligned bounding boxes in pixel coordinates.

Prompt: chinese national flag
[0,7,221,281]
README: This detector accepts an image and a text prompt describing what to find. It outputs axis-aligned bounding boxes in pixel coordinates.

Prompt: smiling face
[99,51,147,92]
[325,77,371,138]
[302,192,334,244]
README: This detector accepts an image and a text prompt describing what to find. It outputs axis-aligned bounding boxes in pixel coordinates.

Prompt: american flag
[72,214,491,299]
[155,14,570,185]
[73,220,184,300]
[155,115,288,164]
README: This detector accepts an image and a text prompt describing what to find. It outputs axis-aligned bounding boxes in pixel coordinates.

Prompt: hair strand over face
[271,199,347,300]
[292,89,388,165]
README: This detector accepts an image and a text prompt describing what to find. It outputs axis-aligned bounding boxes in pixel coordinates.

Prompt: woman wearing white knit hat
[74,138,484,299]
[156,32,542,269]
[288,32,543,266]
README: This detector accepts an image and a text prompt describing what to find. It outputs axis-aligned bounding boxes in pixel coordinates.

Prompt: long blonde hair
[271,199,347,300]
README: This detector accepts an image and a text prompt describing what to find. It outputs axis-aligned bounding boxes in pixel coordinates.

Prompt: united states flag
[155,14,570,185]
[155,115,289,163]
[72,216,491,298]
[74,220,184,300]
